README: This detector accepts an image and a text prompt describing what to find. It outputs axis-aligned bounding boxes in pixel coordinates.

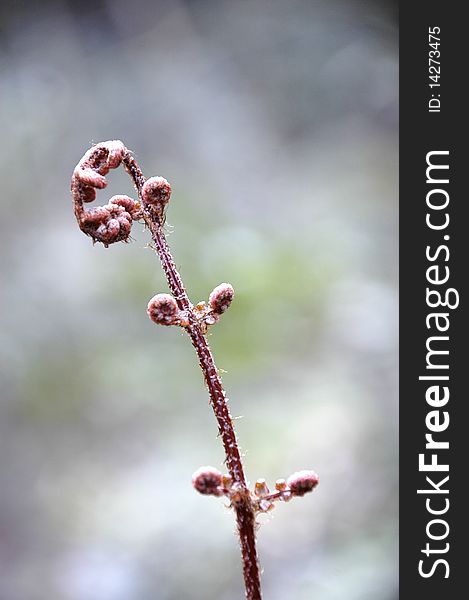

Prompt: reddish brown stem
[122,153,262,600]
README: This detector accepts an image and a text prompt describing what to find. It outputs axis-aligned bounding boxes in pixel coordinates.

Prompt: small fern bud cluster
[192,466,319,513]
[147,283,234,331]
[79,195,141,247]
[252,470,319,512]
[194,283,235,330]
[71,140,142,246]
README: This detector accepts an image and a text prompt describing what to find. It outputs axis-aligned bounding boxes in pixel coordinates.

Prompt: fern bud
[147,293,180,326]
[142,176,171,218]
[192,466,223,496]
[286,470,319,497]
[209,283,234,315]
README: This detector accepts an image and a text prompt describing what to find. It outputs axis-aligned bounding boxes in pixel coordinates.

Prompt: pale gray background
[0,1,398,598]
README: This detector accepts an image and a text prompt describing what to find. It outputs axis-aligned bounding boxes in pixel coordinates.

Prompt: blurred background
[0,1,398,599]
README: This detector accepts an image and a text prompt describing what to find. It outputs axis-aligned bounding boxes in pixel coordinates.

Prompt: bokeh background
[0,1,398,599]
